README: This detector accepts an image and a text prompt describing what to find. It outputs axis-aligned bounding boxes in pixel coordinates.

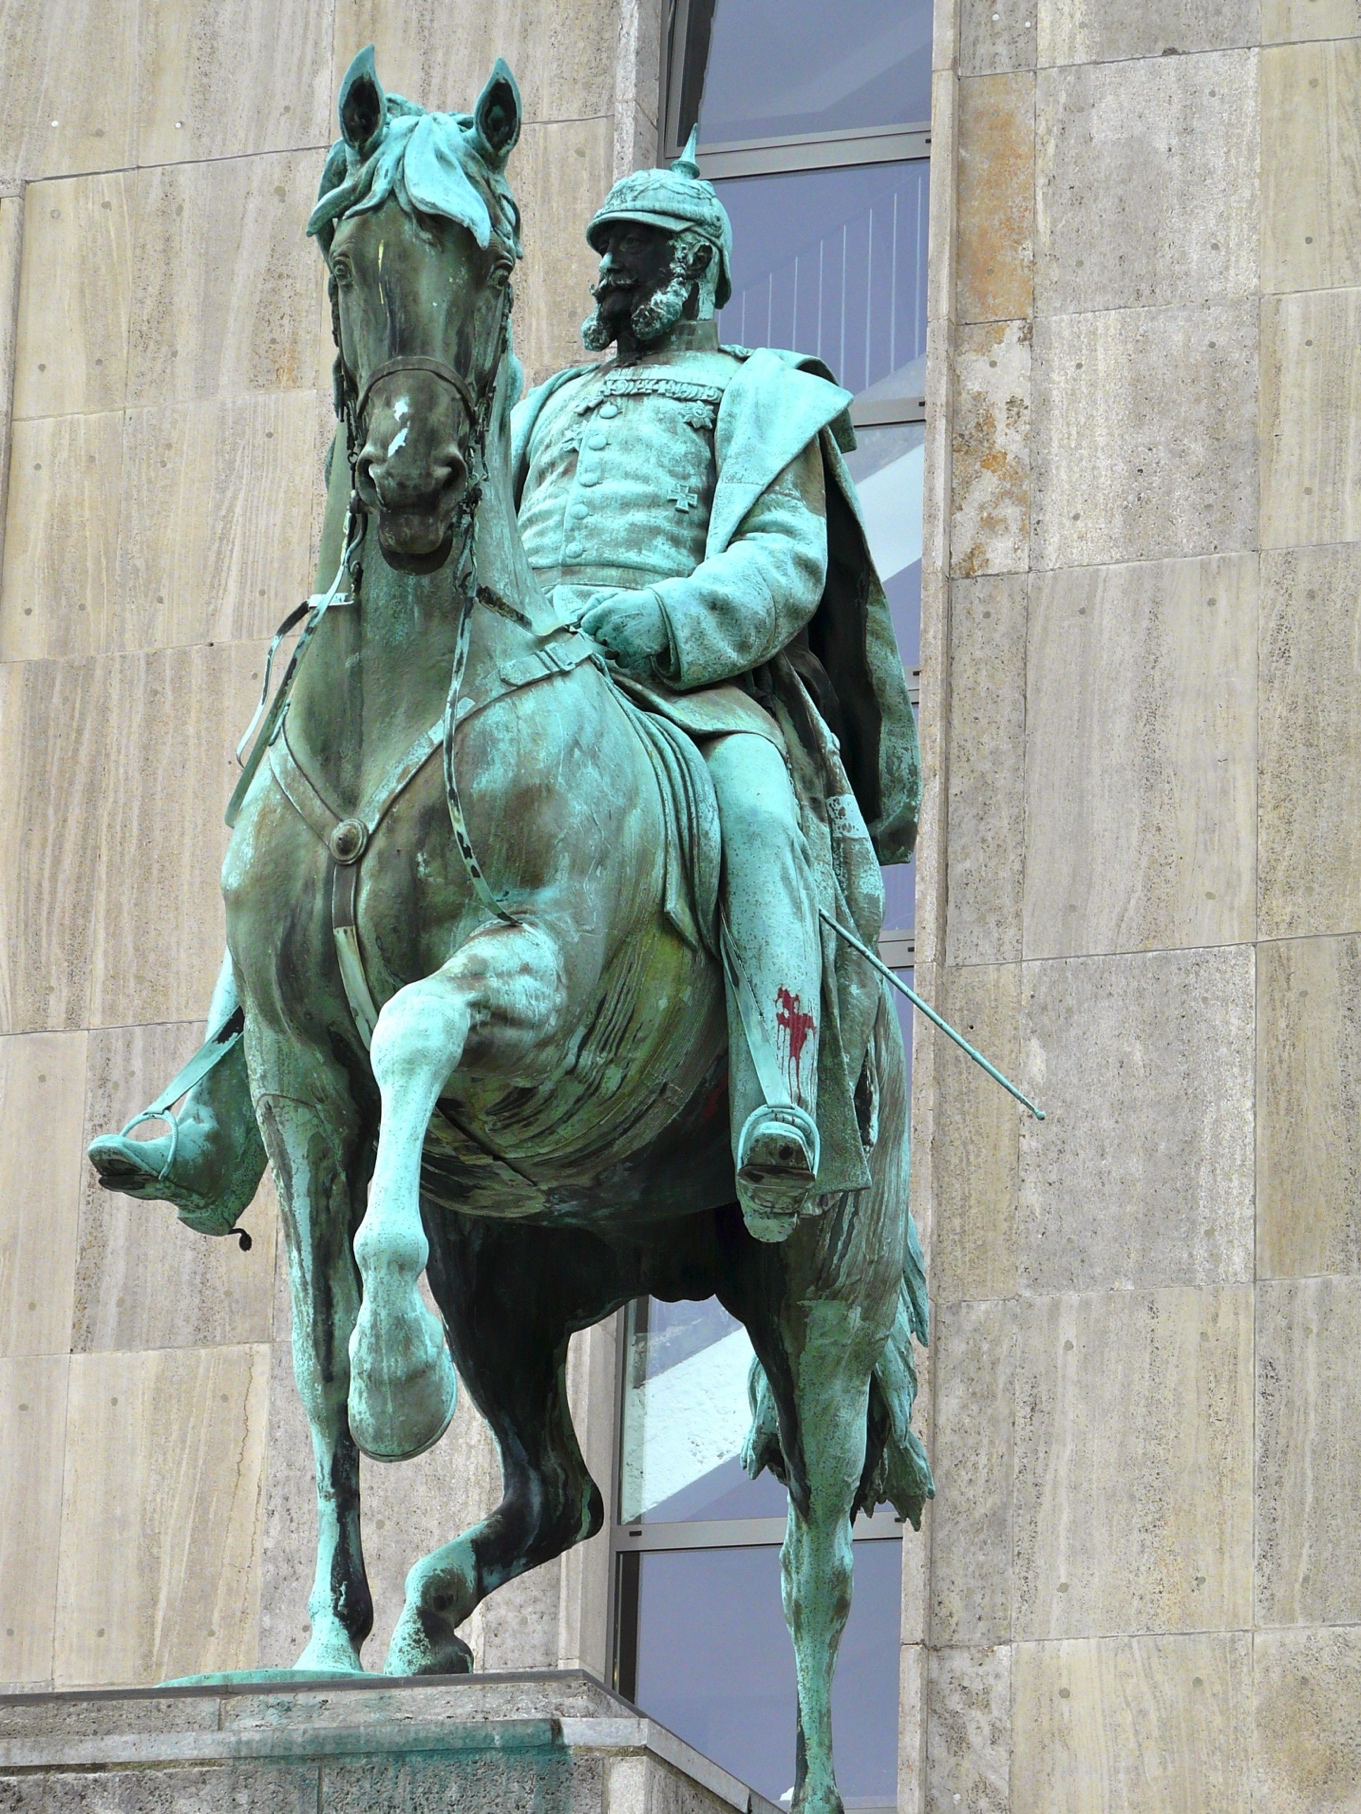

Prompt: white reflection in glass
[620,1298,787,1522]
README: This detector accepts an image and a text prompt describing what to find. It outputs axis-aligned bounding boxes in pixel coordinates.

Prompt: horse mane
[306,100,522,265]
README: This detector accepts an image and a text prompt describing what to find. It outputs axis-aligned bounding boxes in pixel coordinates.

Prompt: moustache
[589,275,637,302]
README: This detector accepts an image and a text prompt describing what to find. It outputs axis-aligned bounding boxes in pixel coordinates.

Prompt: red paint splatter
[776,986,816,1092]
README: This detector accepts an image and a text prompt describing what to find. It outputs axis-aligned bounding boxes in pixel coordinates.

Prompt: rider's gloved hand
[579,588,668,676]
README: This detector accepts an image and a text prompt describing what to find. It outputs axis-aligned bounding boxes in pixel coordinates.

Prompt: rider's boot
[86,953,268,1237]
[705,732,823,1244]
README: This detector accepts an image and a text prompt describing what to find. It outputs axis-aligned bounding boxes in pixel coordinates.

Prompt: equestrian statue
[87,48,932,1814]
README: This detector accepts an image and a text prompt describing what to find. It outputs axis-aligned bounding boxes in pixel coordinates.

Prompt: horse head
[309,48,524,574]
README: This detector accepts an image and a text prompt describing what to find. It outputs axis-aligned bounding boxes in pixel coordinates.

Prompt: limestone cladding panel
[54,1343,269,1687]
[0,1353,68,1689]
[255,1338,316,1671]
[1257,935,1361,1279]
[956,73,1035,325]
[1262,39,1361,293]
[1254,1626,1361,1811]
[931,964,1021,1304]
[1036,0,1260,68]
[334,0,618,123]
[1011,1632,1253,1813]
[85,639,268,1029]
[898,1642,927,1814]
[930,1298,1017,1645]
[1259,542,1361,938]
[136,0,334,166]
[1024,554,1257,961]
[945,575,1027,965]
[1030,302,1259,570]
[0,412,124,662]
[926,1644,1011,1814]
[0,1031,84,1359]
[1010,1287,1253,1641]
[514,118,617,390]
[11,173,134,421]
[1261,288,1361,550]
[949,320,1031,577]
[1035,51,1260,316]
[1256,1277,1361,1626]
[1262,0,1361,40]
[0,0,139,179]
[74,1022,279,1354]
[1017,948,1255,1293]
[128,152,329,408]
[0,656,103,1035]
[958,0,1037,79]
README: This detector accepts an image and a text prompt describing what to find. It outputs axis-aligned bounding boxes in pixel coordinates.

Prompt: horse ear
[471,59,521,165]
[339,44,386,156]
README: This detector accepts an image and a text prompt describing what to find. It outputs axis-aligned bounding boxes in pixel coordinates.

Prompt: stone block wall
[0,0,650,1692]
[912,0,1361,1805]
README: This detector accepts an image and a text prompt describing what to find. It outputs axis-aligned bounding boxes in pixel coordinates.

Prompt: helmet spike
[672,126,701,179]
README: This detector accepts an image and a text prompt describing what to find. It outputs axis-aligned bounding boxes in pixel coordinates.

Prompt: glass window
[619,1540,903,1809]
[716,163,928,408]
[672,0,934,149]
[620,1297,787,1524]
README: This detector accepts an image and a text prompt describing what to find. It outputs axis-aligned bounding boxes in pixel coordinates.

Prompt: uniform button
[586,430,608,449]
[567,502,590,520]
[599,402,620,418]
[578,468,601,486]
[565,542,584,559]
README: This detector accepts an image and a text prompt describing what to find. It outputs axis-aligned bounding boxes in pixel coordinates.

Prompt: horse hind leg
[348,921,567,1461]
[386,1219,604,1675]
[251,1039,375,1671]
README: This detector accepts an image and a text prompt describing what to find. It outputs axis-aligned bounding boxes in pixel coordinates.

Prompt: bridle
[332,252,514,509]
[332,253,521,929]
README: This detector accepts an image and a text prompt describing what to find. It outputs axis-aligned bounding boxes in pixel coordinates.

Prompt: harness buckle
[330,818,369,864]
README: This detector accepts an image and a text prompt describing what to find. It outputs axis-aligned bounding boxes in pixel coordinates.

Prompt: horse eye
[332,258,353,286]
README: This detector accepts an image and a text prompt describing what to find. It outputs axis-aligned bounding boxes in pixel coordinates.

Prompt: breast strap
[268,711,443,1044]
[265,631,599,1047]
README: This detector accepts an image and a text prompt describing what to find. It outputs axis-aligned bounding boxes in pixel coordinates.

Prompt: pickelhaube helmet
[585,129,734,309]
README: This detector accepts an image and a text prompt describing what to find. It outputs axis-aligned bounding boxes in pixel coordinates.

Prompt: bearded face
[582,221,713,355]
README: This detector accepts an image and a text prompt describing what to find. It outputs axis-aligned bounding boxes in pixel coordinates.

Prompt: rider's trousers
[702,731,821,1150]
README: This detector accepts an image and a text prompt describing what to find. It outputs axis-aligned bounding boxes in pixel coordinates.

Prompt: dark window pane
[695,0,933,143]
[621,1297,787,1522]
[715,162,928,403]
[630,1541,903,1807]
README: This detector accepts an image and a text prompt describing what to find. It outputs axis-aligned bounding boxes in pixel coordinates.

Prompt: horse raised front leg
[349,922,566,1462]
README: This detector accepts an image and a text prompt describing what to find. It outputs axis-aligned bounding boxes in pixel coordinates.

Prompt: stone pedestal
[0,1670,781,1812]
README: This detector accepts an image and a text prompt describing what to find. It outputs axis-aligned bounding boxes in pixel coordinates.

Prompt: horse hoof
[348,1295,458,1463]
[385,1612,474,1678]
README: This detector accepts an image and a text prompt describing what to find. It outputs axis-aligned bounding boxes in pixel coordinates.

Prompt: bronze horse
[196,54,927,1814]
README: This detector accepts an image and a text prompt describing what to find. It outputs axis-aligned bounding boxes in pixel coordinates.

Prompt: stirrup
[736,1104,821,1244]
[736,1102,821,1180]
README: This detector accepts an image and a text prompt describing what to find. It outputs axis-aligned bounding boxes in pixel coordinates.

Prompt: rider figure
[89,137,919,1248]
